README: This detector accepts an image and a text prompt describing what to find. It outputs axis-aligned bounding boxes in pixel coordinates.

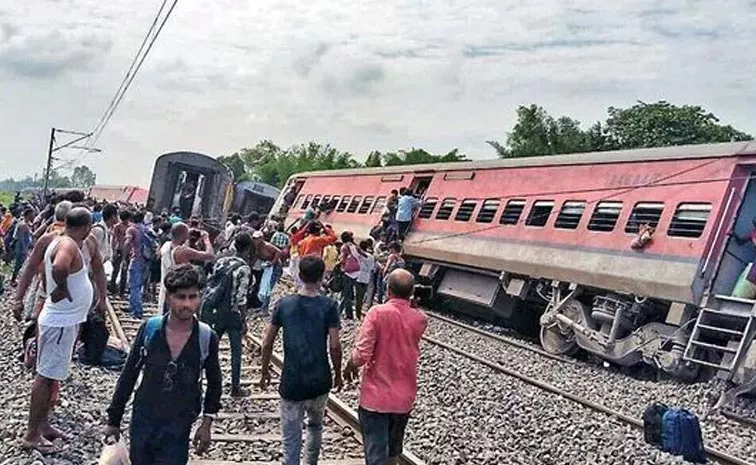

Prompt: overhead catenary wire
[84,0,179,151]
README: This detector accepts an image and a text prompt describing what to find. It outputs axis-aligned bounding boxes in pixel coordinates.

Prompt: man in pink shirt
[344,269,427,465]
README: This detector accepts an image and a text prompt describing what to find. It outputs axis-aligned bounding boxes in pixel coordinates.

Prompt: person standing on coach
[105,265,222,464]
[395,188,421,241]
[344,269,427,465]
[259,256,343,465]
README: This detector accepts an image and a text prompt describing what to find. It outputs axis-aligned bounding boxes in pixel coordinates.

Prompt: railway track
[422,310,754,465]
[105,298,425,465]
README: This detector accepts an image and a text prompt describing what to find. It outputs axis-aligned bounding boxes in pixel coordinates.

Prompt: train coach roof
[294,141,756,178]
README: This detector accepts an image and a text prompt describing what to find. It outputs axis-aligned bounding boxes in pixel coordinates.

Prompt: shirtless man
[12,207,108,453]
[158,222,216,313]
[251,230,282,316]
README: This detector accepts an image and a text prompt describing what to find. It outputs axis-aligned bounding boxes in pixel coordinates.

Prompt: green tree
[70,165,96,188]
[603,101,752,149]
[364,151,383,167]
[487,104,593,158]
[217,153,246,180]
[381,148,467,166]
[487,101,752,158]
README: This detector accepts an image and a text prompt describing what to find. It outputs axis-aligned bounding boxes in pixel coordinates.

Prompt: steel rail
[422,335,753,465]
[107,298,425,465]
[244,334,427,465]
[426,311,576,364]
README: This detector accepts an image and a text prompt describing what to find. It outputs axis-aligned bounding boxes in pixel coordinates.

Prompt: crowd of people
[0,185,427,465]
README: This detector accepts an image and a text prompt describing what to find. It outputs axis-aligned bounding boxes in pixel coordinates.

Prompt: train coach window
[587,201,623,232]
[330,196,340,210]
[555,201,586,230]
[476,199,500,223]
[359,196,375,214]
[337,196,351,212]
[455,199,478,222]
[625,202,664,234]
[372,196,387,214]
[295,195,303,209]
[347,196,363,213]
[668,203,711,238]
[525,200,554,227]
[302,195,313,210]
[311,195,321,209]
[500,199,526,225]
[436,198,456,220]
[321,195,330,205]
[419,197,438,219]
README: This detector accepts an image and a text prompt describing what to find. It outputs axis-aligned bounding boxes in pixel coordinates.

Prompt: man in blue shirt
[395,188,421,240]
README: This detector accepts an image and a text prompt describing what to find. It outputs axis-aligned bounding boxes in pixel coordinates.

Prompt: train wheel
[539,299,584,356]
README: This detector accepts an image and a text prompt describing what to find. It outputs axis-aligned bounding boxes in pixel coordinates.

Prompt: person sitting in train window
[395,188,421,240]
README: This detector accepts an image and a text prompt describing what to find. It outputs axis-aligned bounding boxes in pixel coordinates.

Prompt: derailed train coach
[271,141,756,383]
[147,151,279,222]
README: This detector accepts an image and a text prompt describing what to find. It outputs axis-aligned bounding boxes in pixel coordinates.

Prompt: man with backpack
[104,264,222,464]
[259,256,343,465]
[10,207,35,286]
[201,232,252,397]
[124,211,157,318]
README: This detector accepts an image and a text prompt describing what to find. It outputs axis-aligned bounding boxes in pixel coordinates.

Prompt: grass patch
[0,191,12,207]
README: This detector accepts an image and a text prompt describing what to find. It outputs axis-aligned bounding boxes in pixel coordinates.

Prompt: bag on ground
[660,407,706,463]
[642,402,668,447]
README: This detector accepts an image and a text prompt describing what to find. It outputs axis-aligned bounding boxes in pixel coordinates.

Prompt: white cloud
[1,0,756,186]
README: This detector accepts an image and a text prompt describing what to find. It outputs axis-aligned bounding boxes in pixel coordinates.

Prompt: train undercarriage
[419,263,756,384]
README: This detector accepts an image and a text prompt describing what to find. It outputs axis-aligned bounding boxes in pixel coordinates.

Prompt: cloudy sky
[2,0,755,186]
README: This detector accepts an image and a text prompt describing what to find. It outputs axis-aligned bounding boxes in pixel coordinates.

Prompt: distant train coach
[271,141,756,384]
[147,151,278,221]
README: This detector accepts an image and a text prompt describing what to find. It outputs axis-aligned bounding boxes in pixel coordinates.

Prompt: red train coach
[272,141,756,382]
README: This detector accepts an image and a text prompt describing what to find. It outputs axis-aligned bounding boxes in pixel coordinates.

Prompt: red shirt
[351,298,427,413]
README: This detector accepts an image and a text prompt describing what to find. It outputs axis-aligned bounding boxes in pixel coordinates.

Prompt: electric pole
[41,128,100,198]
[42,128,56,197]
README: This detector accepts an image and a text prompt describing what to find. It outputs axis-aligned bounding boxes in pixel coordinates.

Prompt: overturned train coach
[271,141,756,383]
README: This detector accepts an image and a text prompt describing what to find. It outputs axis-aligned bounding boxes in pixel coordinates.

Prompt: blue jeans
[358,407,411,465]
[129,405,194,465]
[375,272,386,304]
[12,249,27,281]
[280,394,328,465]
[339,276,356,319]
[129,260,145,318]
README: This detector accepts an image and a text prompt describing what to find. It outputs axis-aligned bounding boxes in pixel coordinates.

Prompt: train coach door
[709,172,756,297]
[409,176,433,198]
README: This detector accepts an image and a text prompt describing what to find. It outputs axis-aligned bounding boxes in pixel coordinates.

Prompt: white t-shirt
[357,254,375,284]
[91,221,112,263]
[39,237,94,328]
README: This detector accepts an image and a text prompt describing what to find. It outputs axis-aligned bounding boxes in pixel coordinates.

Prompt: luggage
[659,407,707,463]
[643,402,668,447]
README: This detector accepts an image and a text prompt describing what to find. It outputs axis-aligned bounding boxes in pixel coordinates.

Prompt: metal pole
[42,127,56,198]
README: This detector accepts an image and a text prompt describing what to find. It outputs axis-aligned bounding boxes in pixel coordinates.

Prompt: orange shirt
[0,213,13,234]
[291,227,337,258]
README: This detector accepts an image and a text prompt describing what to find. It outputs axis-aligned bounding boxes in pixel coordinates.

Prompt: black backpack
[80,311,110,365]
[326,264,344,294]
[643,402,668,447]
[200,259,245,325]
